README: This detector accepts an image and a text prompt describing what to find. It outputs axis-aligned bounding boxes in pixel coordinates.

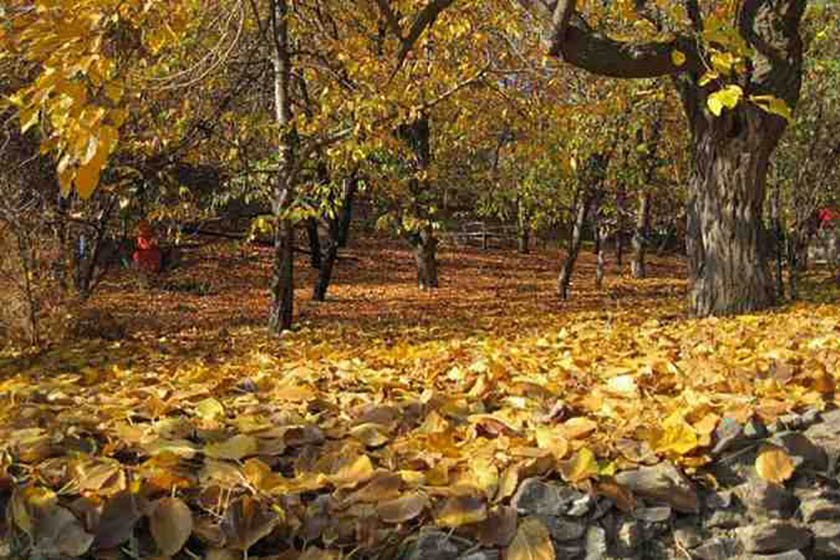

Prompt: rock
[632,506,671,523]
[538,516,586,542]
[800,498,840,523]
[745,552,806,560]
[775,414,808,432]
[511,479,569,516]
[812,520,840,559]
[768,431,828,471]
[567,494,594,517]
[801,408,822,427]
[584,526,608,560]
[405,530,462,560]
[705,490,734,509]
[706,510,745,529]
[804,410,840,452]
[735,479,797,518]
[555,545,585,559]
[736,522,812,554]
[744,417,769,439]
[458,552,500,560]
[693,538,738,560]
[673,519,703,549]
[614,462,700,513]
[713,417,745,455]
[615,519,642,554]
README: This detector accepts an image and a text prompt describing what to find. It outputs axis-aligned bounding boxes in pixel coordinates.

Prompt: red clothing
[133,235,162,273]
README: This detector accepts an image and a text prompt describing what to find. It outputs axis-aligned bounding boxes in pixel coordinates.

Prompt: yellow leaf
[505,517,554,560]
[535,426,569,460]
[707,85,743,117]
[755,445,795,484]
[671,49,687,67]
[561,417,597,440]
[652,413,698,455]
[328,455,375,488]
[204,435,258,461]
[196,398,225,420]
[559,447,599,483]
[436,495,487,528]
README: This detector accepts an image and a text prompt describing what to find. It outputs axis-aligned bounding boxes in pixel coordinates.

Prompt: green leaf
[707,85,743,117]
[749,94,793,122]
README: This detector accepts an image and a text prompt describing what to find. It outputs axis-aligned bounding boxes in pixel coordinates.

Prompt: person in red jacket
[132,220,162,274]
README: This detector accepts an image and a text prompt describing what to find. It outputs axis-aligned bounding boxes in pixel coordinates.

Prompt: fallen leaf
[505,517,554,560]
[221,496,277,551]
[149,497,193,556]
[755,444,795,484]
[376,491,428,523]
[559,447,599,483]
[436,495,487,528]
[204,435,259,460]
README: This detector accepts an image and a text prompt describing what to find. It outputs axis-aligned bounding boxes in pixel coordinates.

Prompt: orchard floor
[1,237,840,559]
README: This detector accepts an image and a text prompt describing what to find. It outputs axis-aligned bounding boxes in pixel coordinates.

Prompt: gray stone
[614,462,700,513]
[735,478,797,518]
[616,519,643,554]
[705,490,734,509]
[555,545,585,559]
[584,526,608,560]
[457,552,500,560]
[706,510,745,529]
[567,494,594,517]
[768,431,828,471]
[802,408,822,427]
[745,552,806,560]
[776,414,809,432]
[405,530,461,560]
[632,506,672,523]
[713,417,745,454]
[692,538,738,560]
[590,497,613,521]
[539,516,586,542]
[812,520,840,559]
[512,478,569,516]
[736,521,812,554]
[673,520,703,549]
[744,417,770,439]
[800,497,840,523]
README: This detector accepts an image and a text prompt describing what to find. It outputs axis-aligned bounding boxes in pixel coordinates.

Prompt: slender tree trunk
[413,225,438,290]
[595,226,606,290]
[518,203,530,255]
[558,193,592,300]
[337,178,356,248]
[306,218,321,269]
[313,221,339,301]
[268,0,296,334]
[631,193,650,279]
[771,182,784,299]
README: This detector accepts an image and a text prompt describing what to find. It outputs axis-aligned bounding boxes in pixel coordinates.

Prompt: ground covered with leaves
[1,239,839,559]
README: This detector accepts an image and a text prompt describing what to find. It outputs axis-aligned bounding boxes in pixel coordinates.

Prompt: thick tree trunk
[306,218,321,269]
[412,226,438,290]
[683,108,780,316]
[631,193,650,279]
[337,178,356,248]
[268,0,296,334]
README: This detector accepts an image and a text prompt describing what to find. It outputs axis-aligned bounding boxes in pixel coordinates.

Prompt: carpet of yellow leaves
[0,238,838,558]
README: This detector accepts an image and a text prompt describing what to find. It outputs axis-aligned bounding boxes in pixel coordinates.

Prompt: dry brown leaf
[345,472,403,504]
[505,517,554,560]
[349,423,391,447]
[376,491,429,523]
[149,497,193,556]
[93,491,144,549]
[755,444,796,484]
[221,496,277,551]
[435,495,487,528]
[474,505,518,547]
[328,454,375,489]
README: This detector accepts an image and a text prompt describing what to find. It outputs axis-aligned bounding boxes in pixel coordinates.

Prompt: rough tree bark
[306,218,321,270]
[268,0,296,334]
[522,0,806,317]
[631,193,650,279]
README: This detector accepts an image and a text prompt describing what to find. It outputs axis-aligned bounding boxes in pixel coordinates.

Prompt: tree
[513,0,805,316]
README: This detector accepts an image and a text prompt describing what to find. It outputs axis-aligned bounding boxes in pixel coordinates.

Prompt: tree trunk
[306,218,321,269]
[682,106,782,316]
[517,198,530,254]
[413,225,438,290]
[631,193,650,279]
[313,221,339,301]
[770,181,784,299]
[595,226,606,290]
[337,178,356,248]
[558,192,592,300]
[268,0,296,334]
